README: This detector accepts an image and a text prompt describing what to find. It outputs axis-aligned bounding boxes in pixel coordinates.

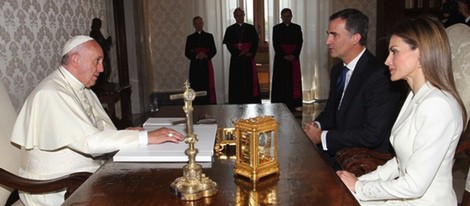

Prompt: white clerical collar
[59,66,85,90]
[344,48,366,72]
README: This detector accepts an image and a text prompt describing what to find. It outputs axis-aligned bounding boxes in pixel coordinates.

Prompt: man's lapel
[338,50,370,113]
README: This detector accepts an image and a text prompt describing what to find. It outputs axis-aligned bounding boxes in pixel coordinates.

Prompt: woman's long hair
[392,16,467,129]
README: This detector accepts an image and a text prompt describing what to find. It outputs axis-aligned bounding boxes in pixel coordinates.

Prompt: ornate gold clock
[234,116,279,182]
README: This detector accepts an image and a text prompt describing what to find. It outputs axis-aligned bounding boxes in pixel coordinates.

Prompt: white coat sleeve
[355,96,461,201]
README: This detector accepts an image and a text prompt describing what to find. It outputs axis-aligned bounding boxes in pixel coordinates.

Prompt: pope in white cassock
[10,36,184,206]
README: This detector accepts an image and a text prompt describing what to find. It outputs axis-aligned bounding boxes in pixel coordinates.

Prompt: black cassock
[223,23,261,104]
[185,31,217,105]
[271,23,303,110]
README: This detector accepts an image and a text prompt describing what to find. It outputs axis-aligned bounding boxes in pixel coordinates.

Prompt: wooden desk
[63,103,359,205]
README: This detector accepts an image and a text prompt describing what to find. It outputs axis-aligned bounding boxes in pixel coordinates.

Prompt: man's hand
[196,51,207,59]
[336,170,357,192]
[238,48,253,57]
[148,127,184,144]
[303,122,322,144]
[284,54,295,61]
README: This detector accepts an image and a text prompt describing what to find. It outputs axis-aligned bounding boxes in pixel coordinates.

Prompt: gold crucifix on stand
[169,80,218,200]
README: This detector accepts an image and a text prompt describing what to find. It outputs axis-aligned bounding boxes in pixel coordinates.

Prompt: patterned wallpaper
[0,0,109,110]
[149,0,190,92]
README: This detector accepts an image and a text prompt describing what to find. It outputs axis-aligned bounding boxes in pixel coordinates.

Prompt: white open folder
[113,118,217,165]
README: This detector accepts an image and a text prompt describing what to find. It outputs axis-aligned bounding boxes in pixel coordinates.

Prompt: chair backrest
[467,172,470,193]
[446,23,470,118]
[0,80,20,204]
[446,23,470,206]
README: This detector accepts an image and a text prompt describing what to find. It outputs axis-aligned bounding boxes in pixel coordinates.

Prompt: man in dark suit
[185,16,217,105]
[303,9,400,169]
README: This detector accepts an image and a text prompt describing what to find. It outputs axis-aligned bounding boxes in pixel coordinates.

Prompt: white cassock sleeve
[11,70,142,156]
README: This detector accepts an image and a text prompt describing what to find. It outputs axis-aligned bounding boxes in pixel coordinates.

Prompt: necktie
[336,66,349,96]
[336,66,349,109]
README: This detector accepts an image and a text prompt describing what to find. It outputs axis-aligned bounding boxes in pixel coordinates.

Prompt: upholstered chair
[464,174,470,206]
[0,80,21,205]
[448,23,470,206]
[448,23,470,118]
[0,81,91,205]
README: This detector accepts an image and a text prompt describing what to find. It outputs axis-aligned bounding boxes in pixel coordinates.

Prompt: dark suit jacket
[316,49,401,157]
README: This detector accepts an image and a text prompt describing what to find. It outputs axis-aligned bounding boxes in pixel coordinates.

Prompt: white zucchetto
[62,35,94,56]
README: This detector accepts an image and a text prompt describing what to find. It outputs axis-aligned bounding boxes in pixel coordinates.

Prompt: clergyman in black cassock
[185,16,217,104]
[223,7,261,104]
[271,8,303,110]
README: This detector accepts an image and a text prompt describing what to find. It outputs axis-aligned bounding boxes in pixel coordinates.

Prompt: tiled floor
[293,102,469,204]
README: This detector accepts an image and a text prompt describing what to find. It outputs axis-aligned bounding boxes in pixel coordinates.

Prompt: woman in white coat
[337,16,468,205]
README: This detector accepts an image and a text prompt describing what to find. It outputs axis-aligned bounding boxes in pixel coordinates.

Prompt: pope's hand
[148,127,184,144]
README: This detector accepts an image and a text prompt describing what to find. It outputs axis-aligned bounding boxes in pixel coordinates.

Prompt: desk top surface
[63,103,359,206]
